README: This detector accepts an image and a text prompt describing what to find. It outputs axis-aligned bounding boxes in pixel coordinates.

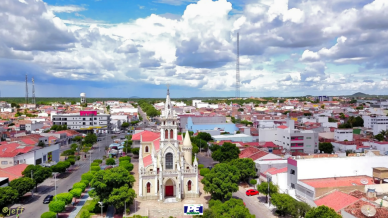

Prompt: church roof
[132,131,160,142]
[153,139,160,151]
[183,130,192,147]
[143,155,152,167]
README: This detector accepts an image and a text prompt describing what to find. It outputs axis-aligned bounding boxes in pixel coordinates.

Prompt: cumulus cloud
[48,5,86,13]
[2,0,388,96]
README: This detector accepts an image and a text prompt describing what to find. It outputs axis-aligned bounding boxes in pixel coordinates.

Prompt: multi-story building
[259,119,318,154]
[334,128,353,141]
[362,115,388,135]
[52,111,110,133]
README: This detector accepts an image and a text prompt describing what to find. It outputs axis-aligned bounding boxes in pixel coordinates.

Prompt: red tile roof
[239,147,270,161]
[21,138,36,145]
[277,125,288,129]
[143,155,152,167]
[0,143,34,157]
[315,191,359,212]
[56,130,80,137]
[344,200,388,218]
[132,131,160,142]
[177,135,183,141]
[153,139,160,151]
[0,164,28,181]
[269,167,287,175]
[300,176,374,188]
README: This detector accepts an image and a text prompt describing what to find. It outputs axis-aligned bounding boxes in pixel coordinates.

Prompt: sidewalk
[67,188,93,218]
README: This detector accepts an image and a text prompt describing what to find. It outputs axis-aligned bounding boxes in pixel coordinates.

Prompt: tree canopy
[106,184,136,212]
[201,163,239,201]
[196,132,213,142]
[319,142,334,154]
[271,193,311,217]
[84,133,97,145]
[9,177,35,198]
[0,186,18,210]
[91,167,136,201]
[257,182,278,203]
[22,165,52,190]
[305,205,341,218]
[200,198,255,218]
[229,158,256,182]
[49,200,65,213]
[211,142,240,163]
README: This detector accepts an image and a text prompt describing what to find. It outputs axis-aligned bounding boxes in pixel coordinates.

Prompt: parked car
[207,166,212,170]
[68,188,72,192]
[246,189,259,196]
[43,195,53,204]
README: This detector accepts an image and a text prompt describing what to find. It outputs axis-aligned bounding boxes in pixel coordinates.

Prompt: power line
[25,74,28,104]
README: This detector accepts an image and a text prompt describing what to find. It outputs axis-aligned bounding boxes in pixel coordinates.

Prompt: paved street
[233,186,277,218]
[11,136,114,218]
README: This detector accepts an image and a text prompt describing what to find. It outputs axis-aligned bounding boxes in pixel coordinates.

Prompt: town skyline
[1,0,388,97]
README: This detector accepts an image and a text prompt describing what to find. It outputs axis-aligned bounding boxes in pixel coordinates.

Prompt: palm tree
[348,116,356,128]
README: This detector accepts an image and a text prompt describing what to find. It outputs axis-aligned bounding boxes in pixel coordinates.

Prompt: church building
[138,87,199,201]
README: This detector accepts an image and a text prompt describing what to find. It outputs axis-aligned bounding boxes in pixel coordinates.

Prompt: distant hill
[351,92,369,97]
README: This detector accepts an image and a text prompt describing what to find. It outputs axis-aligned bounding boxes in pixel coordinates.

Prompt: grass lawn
[75,200,95,218]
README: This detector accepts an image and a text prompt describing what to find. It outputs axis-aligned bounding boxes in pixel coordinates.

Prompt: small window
[290,169,295,175]
[147,182,151,193]
[145,146,149,152]
[188,180,192,191]
[291,183,295,189]
[1,161,7,165]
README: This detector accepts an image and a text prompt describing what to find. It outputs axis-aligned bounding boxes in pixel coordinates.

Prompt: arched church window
[157,180,159,191]
[165,130,168,139]
[147,182,151,193]
[145,146,149,153]
[170,130,173,139]
[188,180,192,191]
[166,153,173,169]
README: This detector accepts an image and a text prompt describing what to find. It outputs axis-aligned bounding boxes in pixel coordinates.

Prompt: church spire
[163,84,174,118]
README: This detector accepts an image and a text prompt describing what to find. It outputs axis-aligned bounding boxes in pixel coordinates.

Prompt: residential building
[334,128,353,141]
[0,164,29,182]
[0,143,60,167]
[52,111,110,133]
[185,116,238,134]
[178,115,226,132]
[138,87,199,201]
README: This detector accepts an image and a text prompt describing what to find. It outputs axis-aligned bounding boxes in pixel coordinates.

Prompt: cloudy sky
[1,0,388,98]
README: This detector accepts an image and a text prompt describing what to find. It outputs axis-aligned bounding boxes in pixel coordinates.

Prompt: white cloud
[300,50,320,62]
[48,5,86,13]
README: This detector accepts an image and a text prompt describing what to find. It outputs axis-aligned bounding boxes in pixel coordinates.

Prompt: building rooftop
[300,175,374,188]
[132,130,160,142]
[314,191,359,212]
[0,164,28,181]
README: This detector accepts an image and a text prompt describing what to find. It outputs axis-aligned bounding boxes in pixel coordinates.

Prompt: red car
[246,189,259,196]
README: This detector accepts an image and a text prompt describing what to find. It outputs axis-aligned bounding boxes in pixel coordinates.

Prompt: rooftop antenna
[25,74,28,104]
[236,32,240,99]
[32,77,35,104]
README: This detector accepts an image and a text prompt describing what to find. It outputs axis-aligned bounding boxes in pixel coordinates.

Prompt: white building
[362,115,388,129]
[110,107,138,114]
[192,100,202,107]
[105,101,120,107]
[334,129,353,141]
[110,114,129,132]
[138,87,199,201]
[259,119,319,154]
[52,112,111,132]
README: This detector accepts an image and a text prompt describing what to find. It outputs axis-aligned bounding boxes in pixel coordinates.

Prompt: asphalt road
[12,136,114,218]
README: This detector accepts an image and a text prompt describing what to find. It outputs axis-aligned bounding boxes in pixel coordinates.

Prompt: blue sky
[0,0,387,98]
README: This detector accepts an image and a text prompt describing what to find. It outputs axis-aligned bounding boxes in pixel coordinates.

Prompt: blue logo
[184,204,203,215]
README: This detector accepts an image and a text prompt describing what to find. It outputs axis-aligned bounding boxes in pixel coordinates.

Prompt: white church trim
[138,87,199,201]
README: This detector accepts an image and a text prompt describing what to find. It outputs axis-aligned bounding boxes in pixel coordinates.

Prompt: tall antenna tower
[32,77,35,104]
[25,74,28,104]
[236,32,240,98]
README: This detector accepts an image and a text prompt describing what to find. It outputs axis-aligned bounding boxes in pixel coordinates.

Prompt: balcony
[291,137,304,141]
[291,143,304,147]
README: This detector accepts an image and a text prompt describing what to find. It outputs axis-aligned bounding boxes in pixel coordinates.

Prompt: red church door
[165,186,173,196]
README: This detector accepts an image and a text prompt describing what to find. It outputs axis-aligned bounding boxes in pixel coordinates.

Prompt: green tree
[106,158,116,165]
[0,186,18,210]
[201,163,239,201]
[201,198,255,218]
[41,211,57,218]
[305,205,341,218]
[211,142,240,163]
[49,200,65,213]
[73,136,83,143]
[257,182,278,203]
[84,133,97,145]
[229,158,256,182]
[93,159,103,164]
[9,177,35,199]
[22,165,52,191]
[70,188,83,198]
[319,142,334,154]
[250,179,257,186]
[54,192,73,205]
[375,133,385,141]
[91,167,136,201]
[80,210,90,218]
[91,166,101,172]
[197,132,213,142]
[353,116,364,127]
[106,184,136,212]
[119,156,131,162]
[271,193,299,217]
[73,182,87,192]
[51,161,70,173]
[121,122,130,129]
[119,161,134,172]
[200,168,210,176]
[38,141,45,147]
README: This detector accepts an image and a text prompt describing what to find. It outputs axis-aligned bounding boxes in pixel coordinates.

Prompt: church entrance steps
[164,197,178,203]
